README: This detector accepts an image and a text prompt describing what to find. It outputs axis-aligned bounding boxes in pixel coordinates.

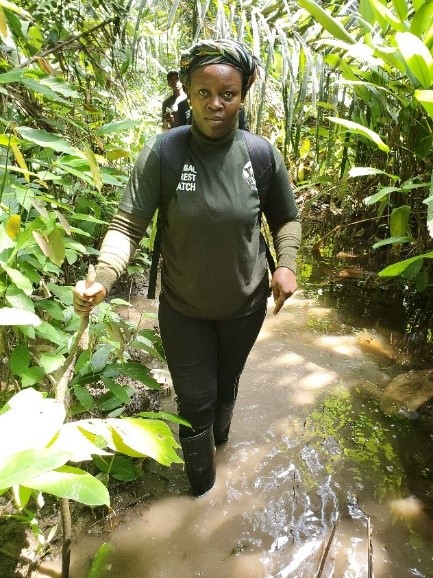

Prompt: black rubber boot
[214,401,236,446]
[180,427,216,497]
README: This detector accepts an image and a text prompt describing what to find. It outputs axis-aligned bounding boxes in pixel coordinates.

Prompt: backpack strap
[147,126,192,298]
[240,130,276,274]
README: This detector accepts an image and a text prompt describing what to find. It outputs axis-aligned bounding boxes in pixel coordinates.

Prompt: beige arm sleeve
[95,210,150,293]
[271,217,302,274]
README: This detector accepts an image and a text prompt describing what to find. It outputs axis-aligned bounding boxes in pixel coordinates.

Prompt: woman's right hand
[73,280,107,316]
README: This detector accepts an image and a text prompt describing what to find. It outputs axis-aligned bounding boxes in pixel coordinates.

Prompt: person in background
[73,38,301,497]
[162,69,189,129]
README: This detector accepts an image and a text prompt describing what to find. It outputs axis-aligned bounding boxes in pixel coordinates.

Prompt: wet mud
[33,288,433,578]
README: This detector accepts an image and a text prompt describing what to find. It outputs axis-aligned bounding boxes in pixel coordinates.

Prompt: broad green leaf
[46,227,65,266]
[6,285,35,312]
[101,377,131,404]
[72,385,95,411]
[0,5,7,36]
[120,362,160,389]
[0,133,21,146]
[355,0,375,27]
[49,421,111,461]
[0,307,41,326]
[39,352,65,374]
[392,0,408,22]
[369,0,406,32]
[328,117,390,152]
[130,335,166,363]
[23,465,110,506]
[21,77,70,105]
[13,485,32,510]
[0,0,31,18]
[108,417,182,466]
[106,148,130,161]
[0,223,16,252]
[110,298,131,307]
[46,283,73,306]
[90,344,112,372]
[93,455,138,482]
[395,32,433,89]
[3,265,33,295]
[0,389,64,454]
[35,320,67,346]
[9,343,30,376]
[390,205,411,237]
[9,144,29,181]
[137,411,191,427]
[410,0,433,47]
[378,252,433,276]
[83,144,102,192]
[401,259,424,280]
[55,162,96,186]
[5,214,21,239]
[373,236,412,248]
[21,366,45,387]
[349,167,399,180]
[298,0,356,44]
[365,187,400,205]
[54,210,71,235]
[96,119,142,136]
[39,77,80,99]
[34,298,64,321]
[415,89,433,120]
[71,213,108,225]
[87,543,114,578]
[100,170,127,187]
[16,127,79,155]
[0,448,70,491]
[372,45,407,75]
[33,227,65,266]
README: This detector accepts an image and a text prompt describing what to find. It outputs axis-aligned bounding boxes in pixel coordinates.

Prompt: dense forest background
[1,0,433,576]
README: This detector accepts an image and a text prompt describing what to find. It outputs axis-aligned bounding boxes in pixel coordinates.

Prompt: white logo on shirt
[176,164,197,191]
[243,161,257,192]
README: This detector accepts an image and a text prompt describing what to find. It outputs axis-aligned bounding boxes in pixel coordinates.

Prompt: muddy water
[35,289,433,578]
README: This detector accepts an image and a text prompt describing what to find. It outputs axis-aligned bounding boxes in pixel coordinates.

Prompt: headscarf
[179,38,259,94]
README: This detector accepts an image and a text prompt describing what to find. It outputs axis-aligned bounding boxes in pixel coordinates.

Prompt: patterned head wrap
[179,38,259,94]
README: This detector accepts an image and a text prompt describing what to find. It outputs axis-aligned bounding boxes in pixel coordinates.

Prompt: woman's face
[188,63,244,139]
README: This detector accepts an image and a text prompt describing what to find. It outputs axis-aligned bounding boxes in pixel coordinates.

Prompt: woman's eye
[198,89,208,97]
[223,91,233,99]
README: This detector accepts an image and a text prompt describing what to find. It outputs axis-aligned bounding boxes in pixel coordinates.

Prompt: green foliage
[295,0,433,288]
[0,386,182,514]
[0,3,187,566]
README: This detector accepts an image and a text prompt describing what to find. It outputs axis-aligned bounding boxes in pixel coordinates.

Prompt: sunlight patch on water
[266,539,322,577]
[274,352,306,367]
[315,334,361,357]
[299,369,337,390]
[389,495,424,519]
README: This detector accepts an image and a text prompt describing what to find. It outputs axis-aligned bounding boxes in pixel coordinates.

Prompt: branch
[19,17,119,69]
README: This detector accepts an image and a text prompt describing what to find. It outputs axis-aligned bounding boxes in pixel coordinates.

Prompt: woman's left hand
[271,267,297,315]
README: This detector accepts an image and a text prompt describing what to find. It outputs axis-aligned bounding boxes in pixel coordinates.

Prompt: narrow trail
[35,290,433,578]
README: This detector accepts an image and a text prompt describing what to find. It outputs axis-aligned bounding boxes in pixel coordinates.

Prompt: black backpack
[147,126,276,299]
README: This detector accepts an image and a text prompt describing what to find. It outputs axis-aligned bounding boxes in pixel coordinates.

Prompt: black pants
[158,293,267,437]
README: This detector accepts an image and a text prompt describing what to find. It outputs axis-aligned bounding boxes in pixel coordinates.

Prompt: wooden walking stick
[55,265,96,578]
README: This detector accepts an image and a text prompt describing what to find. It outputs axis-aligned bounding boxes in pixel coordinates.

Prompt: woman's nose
[207,95,223,110]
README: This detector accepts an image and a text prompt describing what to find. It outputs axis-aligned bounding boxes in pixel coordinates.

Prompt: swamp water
[34,279,433,578]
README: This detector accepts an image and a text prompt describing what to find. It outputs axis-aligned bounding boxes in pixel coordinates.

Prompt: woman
[74,39,302,497]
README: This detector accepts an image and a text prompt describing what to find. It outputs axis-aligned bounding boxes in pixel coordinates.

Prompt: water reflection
[34,287,433,578]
